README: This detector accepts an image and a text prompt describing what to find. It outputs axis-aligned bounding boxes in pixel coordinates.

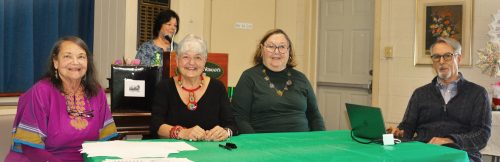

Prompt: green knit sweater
[232,64,325,133]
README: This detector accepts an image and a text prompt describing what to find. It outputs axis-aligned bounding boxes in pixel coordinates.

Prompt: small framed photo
[414,0,473,66]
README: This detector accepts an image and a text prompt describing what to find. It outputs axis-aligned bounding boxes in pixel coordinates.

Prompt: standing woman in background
[5,36,118,162]
[231,29,325,133]
[136,9,179,66]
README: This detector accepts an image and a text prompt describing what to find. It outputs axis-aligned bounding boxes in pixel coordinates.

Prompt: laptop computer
[345,103,386,140]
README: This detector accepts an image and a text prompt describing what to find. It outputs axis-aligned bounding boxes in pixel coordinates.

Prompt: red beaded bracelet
[169,125,184,139]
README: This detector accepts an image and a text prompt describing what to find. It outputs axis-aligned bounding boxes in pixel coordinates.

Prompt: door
[317,0,374,130]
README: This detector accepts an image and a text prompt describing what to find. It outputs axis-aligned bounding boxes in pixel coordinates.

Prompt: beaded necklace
[177,75,204,110]
[262,68,293,96]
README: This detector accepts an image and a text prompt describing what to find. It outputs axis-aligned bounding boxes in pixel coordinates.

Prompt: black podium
[111,65,161,112]
[110,65,161,138]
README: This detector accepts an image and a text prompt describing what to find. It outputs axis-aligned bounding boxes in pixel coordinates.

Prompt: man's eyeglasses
[430,52,456,62]
[263,44,289,54]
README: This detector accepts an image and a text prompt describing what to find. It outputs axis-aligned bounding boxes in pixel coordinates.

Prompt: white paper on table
[103,158,192,162]
[124,79,145,97]
[82,141,197,159]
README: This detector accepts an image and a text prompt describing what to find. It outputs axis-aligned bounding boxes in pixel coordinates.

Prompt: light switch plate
[384,46,393,58]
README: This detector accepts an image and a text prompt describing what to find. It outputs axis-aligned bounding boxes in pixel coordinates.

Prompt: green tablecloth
[84,130,469,162]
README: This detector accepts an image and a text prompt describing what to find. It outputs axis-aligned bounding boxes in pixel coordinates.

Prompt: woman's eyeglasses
[63,89,94,119]
[263,44,289,53]
[67,109,94,118]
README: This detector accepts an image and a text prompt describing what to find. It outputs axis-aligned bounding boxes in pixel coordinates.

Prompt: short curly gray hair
[176,34,208,59]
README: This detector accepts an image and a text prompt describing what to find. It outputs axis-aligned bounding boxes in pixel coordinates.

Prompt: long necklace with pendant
[262,68,293,96]
[178,75,204,110]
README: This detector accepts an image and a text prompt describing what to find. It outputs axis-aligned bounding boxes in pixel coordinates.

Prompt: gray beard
[438,71,452,80]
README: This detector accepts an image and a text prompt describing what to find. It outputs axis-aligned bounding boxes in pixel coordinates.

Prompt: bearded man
[389,37,491,162]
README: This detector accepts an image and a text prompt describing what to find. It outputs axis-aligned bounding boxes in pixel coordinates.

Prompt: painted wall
[375,0,500,125]
[93,0,137,89]
[173,0,317,86]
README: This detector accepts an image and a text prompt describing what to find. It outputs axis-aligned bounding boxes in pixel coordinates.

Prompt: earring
[55,70,59,79]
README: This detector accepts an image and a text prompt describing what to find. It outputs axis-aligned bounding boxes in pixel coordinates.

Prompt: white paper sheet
[82,141,197,159]
[103,158,192,162]
[124,79,145,97]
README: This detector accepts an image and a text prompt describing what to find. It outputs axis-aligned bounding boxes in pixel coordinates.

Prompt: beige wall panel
[210,0,276,86]
[93,0,127,88]
[171,0,208,44]
[276,0,318,85]
[124,0,138,59]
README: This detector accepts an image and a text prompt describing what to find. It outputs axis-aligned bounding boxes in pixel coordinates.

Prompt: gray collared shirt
[436,76,460,104]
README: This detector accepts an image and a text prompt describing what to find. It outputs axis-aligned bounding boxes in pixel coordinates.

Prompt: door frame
[371,0,381,106]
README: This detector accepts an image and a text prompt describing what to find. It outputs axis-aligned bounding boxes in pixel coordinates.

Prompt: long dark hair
[44,36,100,97]
[252,29,297,67]
[153,9,180,38]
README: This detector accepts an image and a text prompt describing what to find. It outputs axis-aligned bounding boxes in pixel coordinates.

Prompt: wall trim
[0,109,16,115]
[372,0,381,106]
[0,97,18,106]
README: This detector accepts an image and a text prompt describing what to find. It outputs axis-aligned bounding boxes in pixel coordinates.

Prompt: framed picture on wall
[414,0,473,66]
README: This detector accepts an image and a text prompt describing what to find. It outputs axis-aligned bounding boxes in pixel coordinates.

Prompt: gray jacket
[398,73,491,161]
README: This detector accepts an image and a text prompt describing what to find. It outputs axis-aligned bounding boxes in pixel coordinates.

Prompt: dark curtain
[0,0,94,93]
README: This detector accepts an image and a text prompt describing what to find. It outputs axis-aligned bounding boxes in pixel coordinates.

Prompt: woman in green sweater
[231,29,325,133]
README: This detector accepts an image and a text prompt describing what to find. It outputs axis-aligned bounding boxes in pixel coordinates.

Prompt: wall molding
[0,109,16,115]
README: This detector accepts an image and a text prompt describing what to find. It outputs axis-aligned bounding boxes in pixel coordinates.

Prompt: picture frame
[414,0,473,66]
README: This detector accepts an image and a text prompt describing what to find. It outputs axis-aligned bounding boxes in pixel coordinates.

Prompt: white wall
[375,0,500,125]
[170,0,209,46]
[93,0,139,89]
